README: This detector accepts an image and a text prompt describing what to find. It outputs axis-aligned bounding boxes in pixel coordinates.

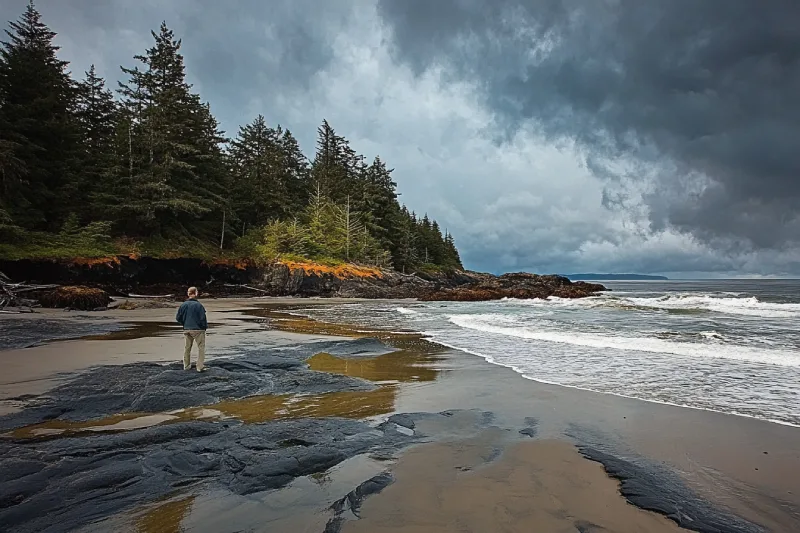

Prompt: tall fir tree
[311,119,358,202]
[75,64,117,221]
[392,206,418,273]
[443,230,463,269]
[229,114,287,231]
[117,22,226,236]
[0,0,80,230]
[279,128,310,213]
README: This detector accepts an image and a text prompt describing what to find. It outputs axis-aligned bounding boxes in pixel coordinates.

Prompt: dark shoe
[197,367,207,372]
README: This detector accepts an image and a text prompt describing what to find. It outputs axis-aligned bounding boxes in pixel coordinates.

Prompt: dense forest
[0,2,462,272]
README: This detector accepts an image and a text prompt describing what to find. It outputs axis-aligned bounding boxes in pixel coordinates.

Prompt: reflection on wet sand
[135,495,195,533]
[345,438,686,533]
[202,386,397,423]
[6,413,179,439]
[77,321,177,341]
[79,321,221,341]
[307,351,438,382]
[6,387,399,439]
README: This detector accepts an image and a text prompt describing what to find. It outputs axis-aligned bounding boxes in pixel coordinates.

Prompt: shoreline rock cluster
[0,257,606,304]
[420,272,606,301]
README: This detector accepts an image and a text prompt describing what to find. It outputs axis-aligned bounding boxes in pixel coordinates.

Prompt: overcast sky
[3,0,799,277]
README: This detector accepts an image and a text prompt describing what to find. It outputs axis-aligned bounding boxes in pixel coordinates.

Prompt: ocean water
[291,280,800,427]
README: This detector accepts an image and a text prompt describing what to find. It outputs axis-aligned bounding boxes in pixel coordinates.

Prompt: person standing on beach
[176,286,208,372]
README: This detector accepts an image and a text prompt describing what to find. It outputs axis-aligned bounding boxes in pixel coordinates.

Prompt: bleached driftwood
[223,283,270,293]
[0,271,55,311]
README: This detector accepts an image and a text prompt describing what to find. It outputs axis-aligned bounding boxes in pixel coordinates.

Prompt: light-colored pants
[183,330,206,371]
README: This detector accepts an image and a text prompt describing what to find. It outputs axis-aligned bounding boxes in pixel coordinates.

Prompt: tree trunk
[345,195,350,261]
[220,208,226,250]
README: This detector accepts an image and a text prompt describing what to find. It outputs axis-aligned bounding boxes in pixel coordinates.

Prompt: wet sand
[2,299,799,532]
[346,436,685,533]
[382,340,800,531]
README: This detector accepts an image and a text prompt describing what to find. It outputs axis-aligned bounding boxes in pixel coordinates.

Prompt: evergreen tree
[229,115,287,230]
[443,230,463,269]
[310,119,358,202]
[335,195,364,262]
[356,156,398,250]
[0,0,80,229]
[75,65,117,221]
[117,22,226,236]
[188,96,229,244]
[279,128,310,212]
[0,7,464,269]
[392,206,418,273]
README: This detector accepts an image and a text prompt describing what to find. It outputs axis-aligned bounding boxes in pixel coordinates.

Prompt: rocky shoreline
[0,257,605,308]
[419,271,605,301]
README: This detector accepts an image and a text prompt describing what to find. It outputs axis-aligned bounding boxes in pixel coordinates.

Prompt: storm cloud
[2,0,799,276]
[376,0,800,251]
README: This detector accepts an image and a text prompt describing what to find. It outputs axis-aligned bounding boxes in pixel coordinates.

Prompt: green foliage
[0,207,25,242]
[0,1,81,230]
[0,219,116,260]
[257,219,311,259]
[0,3,464,272]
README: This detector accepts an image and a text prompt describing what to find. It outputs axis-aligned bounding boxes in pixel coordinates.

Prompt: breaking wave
[447,314,800,367]
[507,294,800,318]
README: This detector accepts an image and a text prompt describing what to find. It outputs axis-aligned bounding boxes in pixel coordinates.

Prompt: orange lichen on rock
[280,260,383,279]
[68,256,121,267]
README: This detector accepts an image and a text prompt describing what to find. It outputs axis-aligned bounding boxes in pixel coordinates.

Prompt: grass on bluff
[0,216,448,279]
[0,230,225,262]
[0,223,389,278]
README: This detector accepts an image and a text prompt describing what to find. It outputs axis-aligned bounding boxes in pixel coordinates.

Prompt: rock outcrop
[259,262,442,299]
[0,258,606,302]
[419,272,606,301]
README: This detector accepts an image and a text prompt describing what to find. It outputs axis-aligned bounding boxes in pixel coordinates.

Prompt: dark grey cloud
[376,0,800,250]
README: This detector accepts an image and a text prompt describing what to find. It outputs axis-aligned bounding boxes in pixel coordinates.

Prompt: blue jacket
[176,299,208,330]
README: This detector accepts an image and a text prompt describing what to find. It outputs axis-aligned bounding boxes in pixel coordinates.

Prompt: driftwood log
[0,271,57,312]
[223,283,270,293]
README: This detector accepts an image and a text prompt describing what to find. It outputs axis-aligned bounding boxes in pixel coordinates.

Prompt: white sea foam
[421,337,800,428]
[395,307,419,315]
[447,314,800,367]
[506,293,800,318]
[626,294,800,318]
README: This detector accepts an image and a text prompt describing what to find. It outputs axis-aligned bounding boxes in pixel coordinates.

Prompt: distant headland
[563,273,669,281]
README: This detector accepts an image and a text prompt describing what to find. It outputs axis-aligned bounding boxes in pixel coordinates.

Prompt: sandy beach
[1,298,798,532]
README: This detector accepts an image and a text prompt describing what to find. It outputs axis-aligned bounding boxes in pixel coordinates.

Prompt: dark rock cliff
[0,258,606,301]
